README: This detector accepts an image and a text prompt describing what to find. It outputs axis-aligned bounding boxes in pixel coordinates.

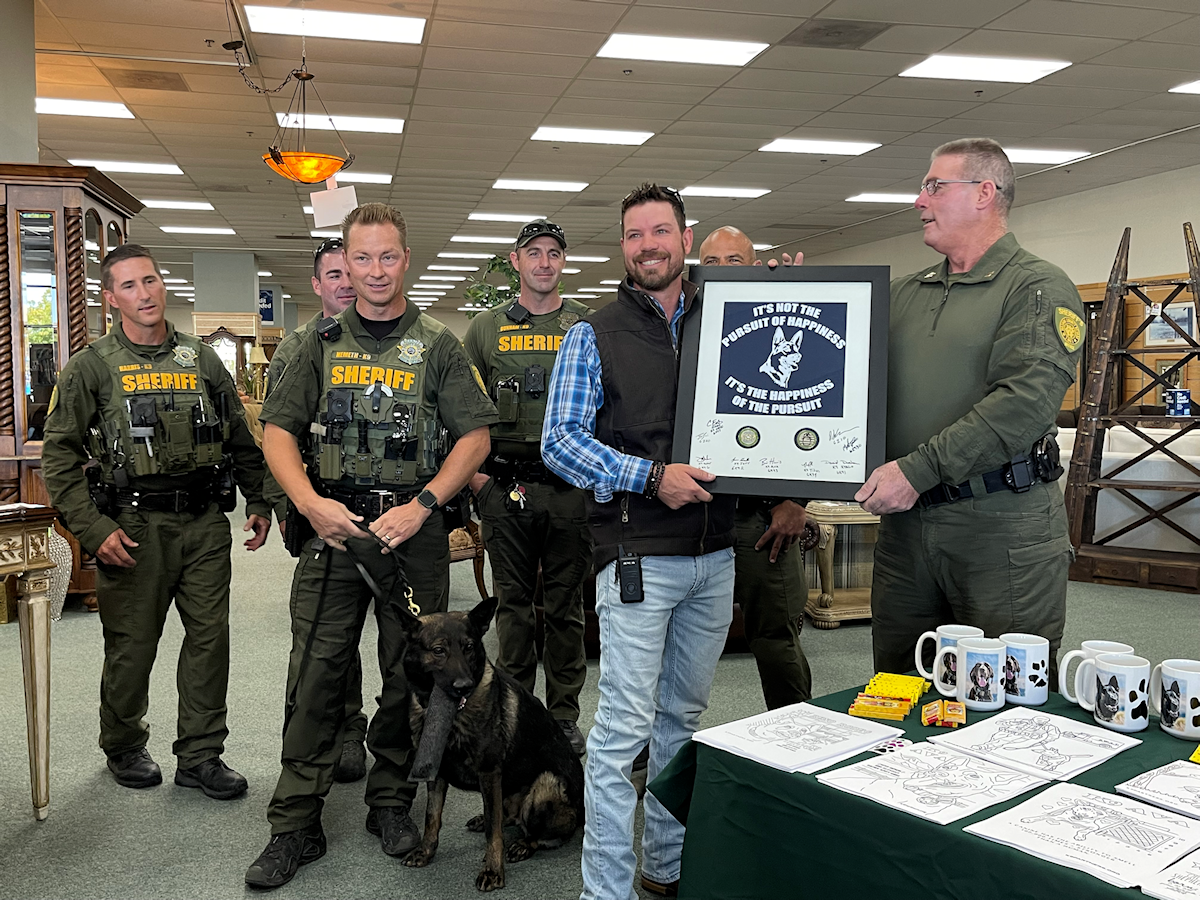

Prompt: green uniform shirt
[888,232,1085,494]
[262,313,320,518]
[260,301,498,487]
[42,321,270,554]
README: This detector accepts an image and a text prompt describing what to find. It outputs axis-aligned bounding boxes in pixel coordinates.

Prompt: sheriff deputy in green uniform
[246,202,497,890]
[856,138,1085,685]
[42,243,271,799]
[263,236,369,784]
[463,219,592,754]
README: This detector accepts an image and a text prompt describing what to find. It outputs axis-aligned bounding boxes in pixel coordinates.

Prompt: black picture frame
[672,264,890,501]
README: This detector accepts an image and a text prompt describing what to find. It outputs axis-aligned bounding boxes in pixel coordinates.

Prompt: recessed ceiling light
[532,126,653,146]
[311,230,341,238]
[496,286,511,291]
[160,226,235,235]
[336,172,393,184]
[419,274,466,281]
[680,186,770,199]
[752,244,772,251]
[899,55,1070,84]
[846,193,919,203]
[158,268,170,274]
[468,212,544,223]
[567,255,610,263]
[69,159,183,175]
[409,289,447,294]
[282,293,291,299]
[163,278,189,284]
[303,206,314,214]
[597,33,767,67]
[1170,80,1200,94]
[258,270,272,277]
[428,265,478,271]
[600,279,621,285]
[37,98,134,119]
[141,199,214,210]
[186,298,195,303]
[685,258,701,265]
[1004,147,1088,164]
[439,252,494,259]
[686,219,699,227]
[451,235,516,244]
[562,268,581,274]
[166,286,196,292]
[245,5,425,44]
[561,293,599,299]
[759,138,881,156]
[493,179,588,192]
[580,287,618,292]
[276,112,404,135]
[458,305,487,311]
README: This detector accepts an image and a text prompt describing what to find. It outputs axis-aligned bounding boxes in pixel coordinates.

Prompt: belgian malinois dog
[400,596,584,892]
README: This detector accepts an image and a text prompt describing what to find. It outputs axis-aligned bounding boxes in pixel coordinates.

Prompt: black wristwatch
[417,488,440,510]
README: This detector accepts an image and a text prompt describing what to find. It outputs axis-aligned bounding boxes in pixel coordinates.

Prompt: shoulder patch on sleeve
[470,362,487,394]
[47,385,59,416]
[1054,307,1085,353]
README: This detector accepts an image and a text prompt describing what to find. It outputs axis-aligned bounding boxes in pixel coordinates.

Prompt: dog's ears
[469,596,499,635]
[1107,676,1119,688]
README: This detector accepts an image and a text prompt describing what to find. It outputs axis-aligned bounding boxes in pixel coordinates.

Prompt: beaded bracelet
[643,460,666,500]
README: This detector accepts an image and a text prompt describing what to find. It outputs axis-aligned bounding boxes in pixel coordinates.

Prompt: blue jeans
[580,548,735,900]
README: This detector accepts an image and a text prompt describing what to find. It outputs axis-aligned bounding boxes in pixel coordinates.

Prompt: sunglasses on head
[314,237,343,258]
[518,220,566,242]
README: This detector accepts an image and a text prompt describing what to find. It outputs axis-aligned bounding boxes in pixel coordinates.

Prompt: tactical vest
[312,314,447,489]
[89,333,227,481]
[484,299,588,456]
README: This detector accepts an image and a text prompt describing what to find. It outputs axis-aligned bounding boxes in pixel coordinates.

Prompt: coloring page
[1143,848,1200,900]
[692,702,902,774]
[965,783,1200,888]
[816,741,1047,825]
[1119,761,1200,820]
[929,706,1140,780]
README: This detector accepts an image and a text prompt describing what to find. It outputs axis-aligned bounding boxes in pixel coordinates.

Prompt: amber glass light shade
[262,150,348,184]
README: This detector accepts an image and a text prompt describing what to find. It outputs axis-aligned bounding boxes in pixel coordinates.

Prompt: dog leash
[346,521,421,621]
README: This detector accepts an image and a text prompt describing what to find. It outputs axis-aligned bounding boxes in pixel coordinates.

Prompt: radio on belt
[617,543,643,604]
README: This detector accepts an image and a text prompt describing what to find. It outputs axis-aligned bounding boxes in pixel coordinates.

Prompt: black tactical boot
[174,757,249,800]
[244,823,326,890]
[366,806,420,857]
[107,748,162,789]
[333,739,367,783]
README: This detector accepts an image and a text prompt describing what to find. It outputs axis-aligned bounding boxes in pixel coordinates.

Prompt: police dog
[759,327,804,388]
[400,596,584,892]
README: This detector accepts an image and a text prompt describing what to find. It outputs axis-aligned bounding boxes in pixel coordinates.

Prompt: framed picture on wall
[1144,300,1197,347]
[672,264,890,501]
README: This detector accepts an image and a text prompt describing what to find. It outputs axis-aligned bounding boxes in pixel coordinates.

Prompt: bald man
[697,226,812,709]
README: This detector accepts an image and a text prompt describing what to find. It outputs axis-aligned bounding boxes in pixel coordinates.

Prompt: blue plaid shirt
[542,290,686,503]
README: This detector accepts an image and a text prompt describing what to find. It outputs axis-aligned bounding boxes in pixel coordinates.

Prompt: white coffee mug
[1078,653,1151,733]
[1150,659,1200,740]
[935,637,1006,712]
[1000,633,1051,706]
[1060,640,1135,704]
[915,624,985,687]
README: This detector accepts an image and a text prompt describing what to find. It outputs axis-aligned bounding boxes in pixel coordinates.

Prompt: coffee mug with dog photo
[935,637,1006,712]
[999,633,1050,706]
[914,624,984,687]
[1078,653,1151,733]
[1060,640,1135,705]
[1150,659,1200,740]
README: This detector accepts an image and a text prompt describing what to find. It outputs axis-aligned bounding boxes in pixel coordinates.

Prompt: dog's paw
[476,866,505,892]
[402,846,436,868]
[506,838,537,863]
[465,815,485,833]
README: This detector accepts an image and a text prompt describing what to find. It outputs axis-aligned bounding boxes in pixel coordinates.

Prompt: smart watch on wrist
[417,488,440,511]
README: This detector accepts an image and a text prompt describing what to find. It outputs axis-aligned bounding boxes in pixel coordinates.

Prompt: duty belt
[486,455,565,487]
[915,446,1059,510]
[325,487,419,522]
[112,487,211,514]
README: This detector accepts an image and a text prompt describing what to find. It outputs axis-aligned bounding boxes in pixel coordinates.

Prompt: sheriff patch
[173,345,198,368]
[497,334,564,352]
[1055,307,1085,353]
[470,363,487,394]
[559,312,580,331]
[397,338,425,365]
[122,371,200,392]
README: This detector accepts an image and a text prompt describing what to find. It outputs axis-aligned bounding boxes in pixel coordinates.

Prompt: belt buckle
[370,489,390,518]
[173,492,187,513]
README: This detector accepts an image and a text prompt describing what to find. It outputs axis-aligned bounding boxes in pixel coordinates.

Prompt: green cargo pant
[478,476,590,722]
[734,504,812,709]
[95,504,233,768]
[267,513,448,833]
[871,480,1072,686]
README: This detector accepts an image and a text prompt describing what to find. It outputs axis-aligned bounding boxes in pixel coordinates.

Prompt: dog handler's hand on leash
[656,464,715,509]
[369,499,431,554]
[302,496,364,550]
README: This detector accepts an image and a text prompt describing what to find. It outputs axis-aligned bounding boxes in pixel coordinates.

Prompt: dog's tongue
[409,687,459,782]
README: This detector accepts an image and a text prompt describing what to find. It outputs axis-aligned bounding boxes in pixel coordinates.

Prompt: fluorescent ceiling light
[439,252,494,259]
[428,265,478,271]
[311,230,341,238]
[759,138,880,156]
[303,206,314,214]
[451,235,515,244]
[600,279,621,285]
[562,268,581,275]
[258,270,272,277]
[282,293,292,299]
[167,286,195,292]
[1004,147,1088,164]
[163,278,189,284]
[1170,80,1200,94]
[681,186,770,199]
[468,212,544,223]
[685,258,701,265]
[458,306,486,311]
[141,199,214,210]
[581,287,618,293]
[493,179,588,192]
[276,112,404,135]
[160,226,235,235]
[69,159,183,175]
[496,286,511,291]
[567,255,610,263]
[409,290,447,294]
[245,5,425,44]
[752,244,772,251]
[686,219,699,227]
[899,55,1070,84]
[418,274,465,281]
[561,293,598,299]
[186,298,195,303]
[597,33,767,67]
[336,172,392,184]
[532,126,653,146]
[37,98,133,119]
[847,193,919,203]
[158,268,170,274]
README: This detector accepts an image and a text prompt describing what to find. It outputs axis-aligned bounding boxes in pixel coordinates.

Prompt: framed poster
[673,265,890,501]
[1144,300,1196,348]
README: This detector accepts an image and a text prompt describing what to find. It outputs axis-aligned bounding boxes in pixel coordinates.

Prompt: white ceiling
[30,0,1200,317]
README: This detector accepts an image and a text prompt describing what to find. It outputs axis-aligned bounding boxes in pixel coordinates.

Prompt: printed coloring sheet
[1119,761,1200,821]
[691,702,902,774]
[1143,848,1200,900]
[928,706,1140,780]
[816,741,1048,825]
[965,783,1200,888]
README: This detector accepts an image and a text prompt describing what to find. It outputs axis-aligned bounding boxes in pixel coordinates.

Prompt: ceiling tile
[818,0,1025,28]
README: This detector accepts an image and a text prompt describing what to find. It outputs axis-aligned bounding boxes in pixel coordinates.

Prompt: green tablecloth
[649,686,1199,900]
